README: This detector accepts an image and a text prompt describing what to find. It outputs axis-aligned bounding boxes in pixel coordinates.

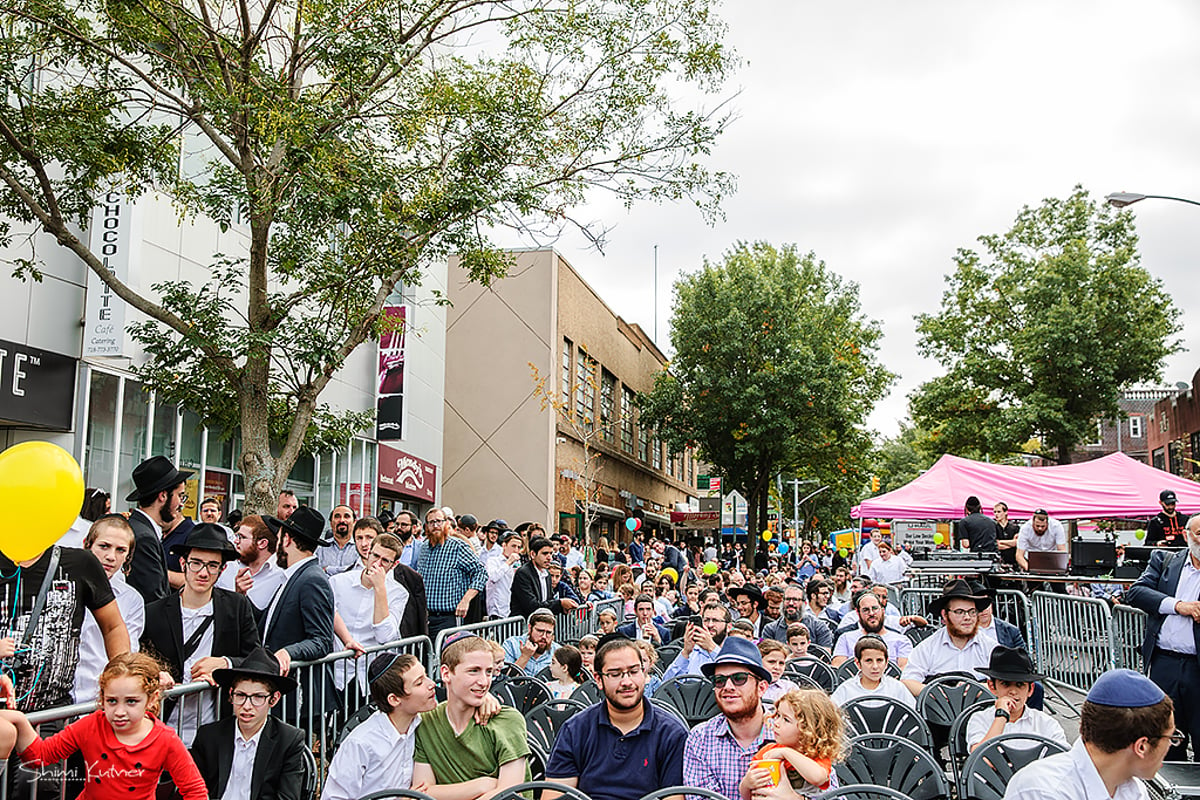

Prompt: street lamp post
[1105,192,1200,209]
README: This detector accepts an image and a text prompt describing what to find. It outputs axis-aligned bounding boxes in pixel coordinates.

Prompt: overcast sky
[509,1,1200,438]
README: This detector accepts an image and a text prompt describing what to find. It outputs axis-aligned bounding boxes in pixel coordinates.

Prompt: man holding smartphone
[661,604,731,681]
[501,610,560,675]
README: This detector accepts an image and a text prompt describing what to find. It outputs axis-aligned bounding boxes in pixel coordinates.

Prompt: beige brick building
[443,248,699,543]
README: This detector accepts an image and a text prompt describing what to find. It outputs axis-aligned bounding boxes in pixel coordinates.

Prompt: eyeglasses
[712,671,754,688]
[231,691,272,707]
[947,608,979,618]
[426,518,446,526]
[186,559,223,574]
[1155,730,1185,747]
[600,665,644,680]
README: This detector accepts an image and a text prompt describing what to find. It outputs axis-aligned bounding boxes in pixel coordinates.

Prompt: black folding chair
[841,697,932,749]
[917,675,994,729]
[569,680,602,705]
[331,703,378,758]
[641,787,735,800]
[360,790,439,800]
[652,675,719,727]
[947,699,996,790]
[524,698,587,752]
[960,733,1067,800]
[813,786,915,800]
[905,626,938,646]
[834,659,902,685]
[492,781,595,800]
[835,733,949,800]
[493,675,553,716]
[784,658,836,693]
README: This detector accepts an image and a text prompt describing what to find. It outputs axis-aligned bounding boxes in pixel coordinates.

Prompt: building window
[600,369,616,444]
[652,436,662,470]
[1169,441,1184,476]
[561,339,573,411]
[1129,415,1143,439]
[621,387,635,454]
[1088,421,1103,447]
[1191,432,1200,473]
[638,421,650,462]
[576,352,596,433]
[688,451,694,485]
[1153,448,1166,471]
[1161,412,1169,433]
[666,450,675,478]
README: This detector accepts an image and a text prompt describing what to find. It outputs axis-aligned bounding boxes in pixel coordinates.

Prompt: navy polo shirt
[546,698,688,800]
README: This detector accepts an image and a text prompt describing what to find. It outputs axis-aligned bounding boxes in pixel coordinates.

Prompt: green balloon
[703,561,719,575]
[838,547,848,558]
[1135,529,1146,540]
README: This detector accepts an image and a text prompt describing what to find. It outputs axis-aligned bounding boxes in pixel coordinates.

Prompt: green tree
[872,422,936,495]
[639,241,893,564]
[0,0,735,512]
[912,187,1181,464]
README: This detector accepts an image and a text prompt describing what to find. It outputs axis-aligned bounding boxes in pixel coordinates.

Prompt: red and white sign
[377,443,437,503]
[709,477,722,493]
[669,510,720,529]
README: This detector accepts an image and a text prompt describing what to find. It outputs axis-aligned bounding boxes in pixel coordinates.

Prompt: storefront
[79,363,379,518]
[376,442,437,517]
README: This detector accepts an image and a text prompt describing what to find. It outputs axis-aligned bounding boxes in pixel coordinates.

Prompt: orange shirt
[753,742,833,791]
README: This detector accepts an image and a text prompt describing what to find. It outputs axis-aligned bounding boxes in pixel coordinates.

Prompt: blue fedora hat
[700,636,771,682]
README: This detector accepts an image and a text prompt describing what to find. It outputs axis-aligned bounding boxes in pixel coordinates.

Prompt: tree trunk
[1056,441,1073,465]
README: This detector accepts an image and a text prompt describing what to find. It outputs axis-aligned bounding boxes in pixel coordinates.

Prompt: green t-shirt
[414,703,531,786]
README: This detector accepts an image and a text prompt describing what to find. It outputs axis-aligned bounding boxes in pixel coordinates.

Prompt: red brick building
[1147,368,1200,479]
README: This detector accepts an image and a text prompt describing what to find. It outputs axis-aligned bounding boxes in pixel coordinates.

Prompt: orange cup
[751,758,782,787]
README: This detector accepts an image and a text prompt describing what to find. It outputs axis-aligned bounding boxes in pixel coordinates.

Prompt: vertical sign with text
[376,305,407,440]
[84,191,141,357]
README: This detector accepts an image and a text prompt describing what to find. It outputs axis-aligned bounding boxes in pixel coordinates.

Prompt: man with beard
[394,510,423,567]
[319,504,360,575]
[126,455,192,603]
[1147,489,1190,548]
[831,566,852,604]
[260,507,336,681]
[547,637,687,800]
[1015,509,1068,572]
[216,514,287,612]
[661,603,730,680]
[901,579,997,695]
[683,638,775,800]
[806,578,836,631]
[1126,513,1200,760]
[501,610,560,675]
[831,590,912,668]
[727,586,767,638]
[417,507,486,640]
[762,583,833,650]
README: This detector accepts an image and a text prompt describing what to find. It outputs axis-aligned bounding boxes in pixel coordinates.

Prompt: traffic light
[870,475,880,492]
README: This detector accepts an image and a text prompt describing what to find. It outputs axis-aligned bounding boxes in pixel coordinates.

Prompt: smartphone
[690,615,703,627]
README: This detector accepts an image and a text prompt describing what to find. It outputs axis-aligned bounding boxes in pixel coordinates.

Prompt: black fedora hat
[279,506,330,547]
[727,584,767,611]
[929,578,989,615]
[212,646,297,694]
[125,456,193,503]
[168,523,239,562]
[978,645,1043,683]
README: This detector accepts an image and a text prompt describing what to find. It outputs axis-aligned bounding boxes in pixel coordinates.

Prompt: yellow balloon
[933,532,945,545]
[762,531,772,541]
[0,442,84,561]
[660,567,679,584]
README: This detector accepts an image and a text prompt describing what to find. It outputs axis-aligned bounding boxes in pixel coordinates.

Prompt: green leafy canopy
[911,185,1181,463]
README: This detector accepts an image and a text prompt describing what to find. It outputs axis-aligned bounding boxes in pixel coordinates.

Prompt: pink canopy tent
[852,452,1200,520]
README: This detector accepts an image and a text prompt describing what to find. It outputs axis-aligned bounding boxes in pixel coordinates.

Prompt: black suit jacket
[262,557,334,662]
[1126,549,1200,667]
[140,587,261,717]
[127,509,170,604]
[191,716,307,800]
[510,562,566,621]
[392,563,428,638]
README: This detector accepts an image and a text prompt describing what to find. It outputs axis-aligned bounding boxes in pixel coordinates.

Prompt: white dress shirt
[1155,557,1200,654]
[321,710,421,800]
[1002,738,1148,800]
[565,548,586,571]
[965,705,1068,750]
[901,628,996,683]
[329,567,409,689]
[55,516,93,549]
[216,559,288,610]
[831,675,916,708]
[220,723,265,800]
[168,599,217,746]
[73,573,145,703]
[485,551,518,618]
[868,555,908,585]
[858,540,880,572]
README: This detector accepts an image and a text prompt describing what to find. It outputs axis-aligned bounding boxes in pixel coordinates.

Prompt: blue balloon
[777,542,789,555]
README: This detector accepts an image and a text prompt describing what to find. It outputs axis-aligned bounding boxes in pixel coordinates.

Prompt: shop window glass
[151,399,178,462]
[116,384,150,502]
[179,408,204,469]
[85,371,119,493]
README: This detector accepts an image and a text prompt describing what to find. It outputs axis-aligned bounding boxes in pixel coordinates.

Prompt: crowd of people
[0,455,1192,800]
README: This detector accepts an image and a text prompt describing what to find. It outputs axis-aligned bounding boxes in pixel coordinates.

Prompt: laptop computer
[1027,551,1069,574]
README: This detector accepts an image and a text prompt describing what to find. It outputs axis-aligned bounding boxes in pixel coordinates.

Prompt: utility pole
[788,478,817,540]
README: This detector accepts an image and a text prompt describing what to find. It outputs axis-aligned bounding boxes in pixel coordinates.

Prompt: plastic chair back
[841,697,932,749]
[524,698,587,752]
[652,675,719,727]
[960,733,1067,800]
[835,732,949,800]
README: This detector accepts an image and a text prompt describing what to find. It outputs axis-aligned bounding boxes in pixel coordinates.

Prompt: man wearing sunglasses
[546,637,687,800]
[683,638,775,800]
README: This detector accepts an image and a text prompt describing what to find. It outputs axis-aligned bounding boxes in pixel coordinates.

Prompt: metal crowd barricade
[900,587,940,619]
[432,616,525,669]
[994,589,1034,653]
[1031,591,1114,692]
[592,597,624,627]
[556,605,594,642]
[1111,604,1148,672]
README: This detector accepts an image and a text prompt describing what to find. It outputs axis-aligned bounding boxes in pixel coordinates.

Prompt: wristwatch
[995,708,1011,720]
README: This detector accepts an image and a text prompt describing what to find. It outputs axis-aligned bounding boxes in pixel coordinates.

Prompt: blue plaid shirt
[683,712,775,800]
[417,537,486,612]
